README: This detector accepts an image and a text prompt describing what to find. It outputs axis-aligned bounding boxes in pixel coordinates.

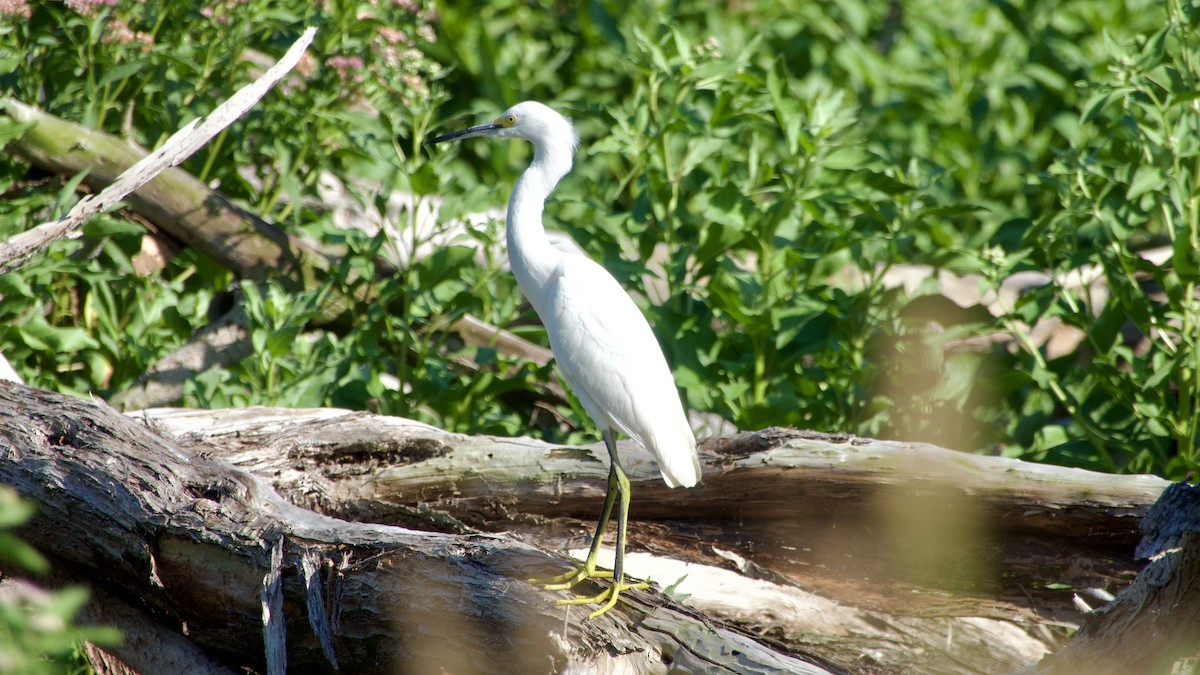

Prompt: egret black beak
[425,122,504,145]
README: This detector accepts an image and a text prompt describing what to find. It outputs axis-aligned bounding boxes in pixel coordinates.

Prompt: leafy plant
[0,0,1197,477]
[0,487,120,673]
[982,0,1200,475]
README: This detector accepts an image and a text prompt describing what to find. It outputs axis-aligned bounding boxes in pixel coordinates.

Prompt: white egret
[426,101,701,619]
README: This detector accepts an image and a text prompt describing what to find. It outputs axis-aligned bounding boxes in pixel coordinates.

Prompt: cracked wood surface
[0,382,832,674]
[139,404,1171,673]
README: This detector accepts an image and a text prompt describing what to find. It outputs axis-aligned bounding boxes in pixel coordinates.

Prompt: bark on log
[1031,482,1200,674]
[133,405,1171,673]
[0,381,833,674]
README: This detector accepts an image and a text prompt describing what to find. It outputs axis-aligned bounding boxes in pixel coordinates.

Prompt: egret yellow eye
[499,114,516,127]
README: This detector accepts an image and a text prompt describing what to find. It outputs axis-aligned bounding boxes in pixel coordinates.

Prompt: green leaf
[53,168,92,217]
[16,314,101,352]
[0,116,33,149]
[767,59,801,155]
[408,163,439,195]
[98,60,147,88]
[1088,303,1124,353]
[1080,88,1131,124]
[853,170,915,195]
[0,489,34,527]
[1142,351,1180,390]
[1127,165,1165,200]
[1173,227,1200,281]
[695,220,746,265]
[918,204,988,219]
[0,272,34,299]
[1042,440,1107,472]
[1136,26,1169,65]
[677,136,724,179]
[267,328,299,357]
[0,532,48,573]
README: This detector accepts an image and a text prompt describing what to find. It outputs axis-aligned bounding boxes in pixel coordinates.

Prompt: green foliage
[1,0,1198,476]
[0,488,121,673]
[981,0,1200,474]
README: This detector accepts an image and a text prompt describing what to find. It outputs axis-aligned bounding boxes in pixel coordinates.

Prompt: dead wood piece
[134,407,1173,673]
[0,28,317,276]
[1033,481,1200,675]
[0,381,832,674]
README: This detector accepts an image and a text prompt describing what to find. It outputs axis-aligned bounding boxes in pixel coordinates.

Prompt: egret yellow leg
[530,430,648,618]
[556,454,647,619]
[533,463,619,589]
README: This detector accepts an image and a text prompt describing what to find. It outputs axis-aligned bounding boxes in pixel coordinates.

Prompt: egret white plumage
[426,101,701,618]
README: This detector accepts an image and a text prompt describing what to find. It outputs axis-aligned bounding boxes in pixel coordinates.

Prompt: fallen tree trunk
[3,380,1194,673]
[0,98,330,299]
[139,405,1170,672]
[0,381,833,674]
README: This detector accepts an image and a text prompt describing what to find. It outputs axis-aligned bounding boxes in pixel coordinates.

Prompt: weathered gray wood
[139,406,1171,673]
[4,380,1191,673]
[1031,482,1200,674]
[0,381,832,674]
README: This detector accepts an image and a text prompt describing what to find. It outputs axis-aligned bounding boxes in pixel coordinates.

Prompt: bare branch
[0,27,317,273]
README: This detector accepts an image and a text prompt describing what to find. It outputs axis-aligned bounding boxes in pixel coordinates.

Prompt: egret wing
[542,258,699,487]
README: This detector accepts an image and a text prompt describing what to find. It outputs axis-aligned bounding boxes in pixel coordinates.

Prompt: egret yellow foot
[529,430,648,619]
[529,442,621,591]
[559,578,650,620]
[531,564,612,591]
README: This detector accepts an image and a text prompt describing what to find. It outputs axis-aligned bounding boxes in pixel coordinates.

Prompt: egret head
[425,101,578,154]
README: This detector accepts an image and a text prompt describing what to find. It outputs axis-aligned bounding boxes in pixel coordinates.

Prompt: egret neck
[505,133,575,308]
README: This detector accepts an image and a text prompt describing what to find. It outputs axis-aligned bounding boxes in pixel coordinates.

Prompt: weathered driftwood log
[2,379,1191,673]
[0,381,833,674]
[0,29,317,276]
[1031,482,1200,674]
[0,99,329,298]
[137,405,1172,673]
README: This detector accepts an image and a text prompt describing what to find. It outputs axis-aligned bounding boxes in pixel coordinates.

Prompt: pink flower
[64,0,115,15]
[0,0,29,17]
[378,27,409,46]
[103,17,155,50]
[327,54,365,84]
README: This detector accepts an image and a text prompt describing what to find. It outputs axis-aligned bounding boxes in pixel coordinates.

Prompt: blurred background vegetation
[1,0,1199,666]
[1,0,1197,479]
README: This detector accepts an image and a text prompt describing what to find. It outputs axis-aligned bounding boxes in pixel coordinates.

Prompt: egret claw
[557,579,650,620]
[530,564,612,591]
